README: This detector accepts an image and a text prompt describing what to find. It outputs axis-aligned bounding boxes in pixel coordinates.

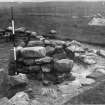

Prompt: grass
[0,2,105,44]
[65,79,105,104]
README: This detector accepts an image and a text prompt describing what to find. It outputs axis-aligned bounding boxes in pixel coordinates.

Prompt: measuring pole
[11,7,16,61]
[11,7,15,35]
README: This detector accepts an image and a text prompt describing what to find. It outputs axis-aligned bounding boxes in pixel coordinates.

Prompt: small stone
[42,80,51,86]
[45,46,55,56]
[50,40,66,46]
[30,99,42,105]
[80,78,95,86]
[53,51,67,60]
[97,49,105,57]
[25,88,33,93]
[83,56,96,64]
[41,64,51,72]
[67,45,84,52]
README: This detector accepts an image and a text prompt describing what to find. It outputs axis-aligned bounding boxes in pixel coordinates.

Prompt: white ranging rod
[11,7,16,61]
[12,20,16,61]
[12,20,15,35]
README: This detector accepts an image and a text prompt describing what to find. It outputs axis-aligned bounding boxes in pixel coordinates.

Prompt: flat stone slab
[87,71,105,80]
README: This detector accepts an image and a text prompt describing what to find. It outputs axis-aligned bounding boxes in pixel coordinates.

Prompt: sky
[0,0,105,2]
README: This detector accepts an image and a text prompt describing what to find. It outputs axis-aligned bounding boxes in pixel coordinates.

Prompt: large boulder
[54,59,73,73]
[20,47,46,58]
[9,73,29,87]
[9,91,30,105]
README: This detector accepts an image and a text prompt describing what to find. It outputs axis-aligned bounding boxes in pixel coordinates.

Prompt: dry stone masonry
[3,35,105,105]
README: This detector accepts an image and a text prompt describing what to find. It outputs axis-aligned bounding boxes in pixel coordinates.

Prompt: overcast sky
[0,0,105,2]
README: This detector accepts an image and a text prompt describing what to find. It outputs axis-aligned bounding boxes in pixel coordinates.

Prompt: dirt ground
[0,41,105,104]
[0,42,12,69]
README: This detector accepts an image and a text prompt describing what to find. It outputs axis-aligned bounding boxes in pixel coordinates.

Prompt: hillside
[0,2,105,44]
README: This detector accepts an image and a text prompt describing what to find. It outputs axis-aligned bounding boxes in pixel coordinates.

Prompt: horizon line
[0,0,105,3]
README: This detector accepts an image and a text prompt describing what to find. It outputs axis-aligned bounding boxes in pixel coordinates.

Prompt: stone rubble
[6,37,105,105]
